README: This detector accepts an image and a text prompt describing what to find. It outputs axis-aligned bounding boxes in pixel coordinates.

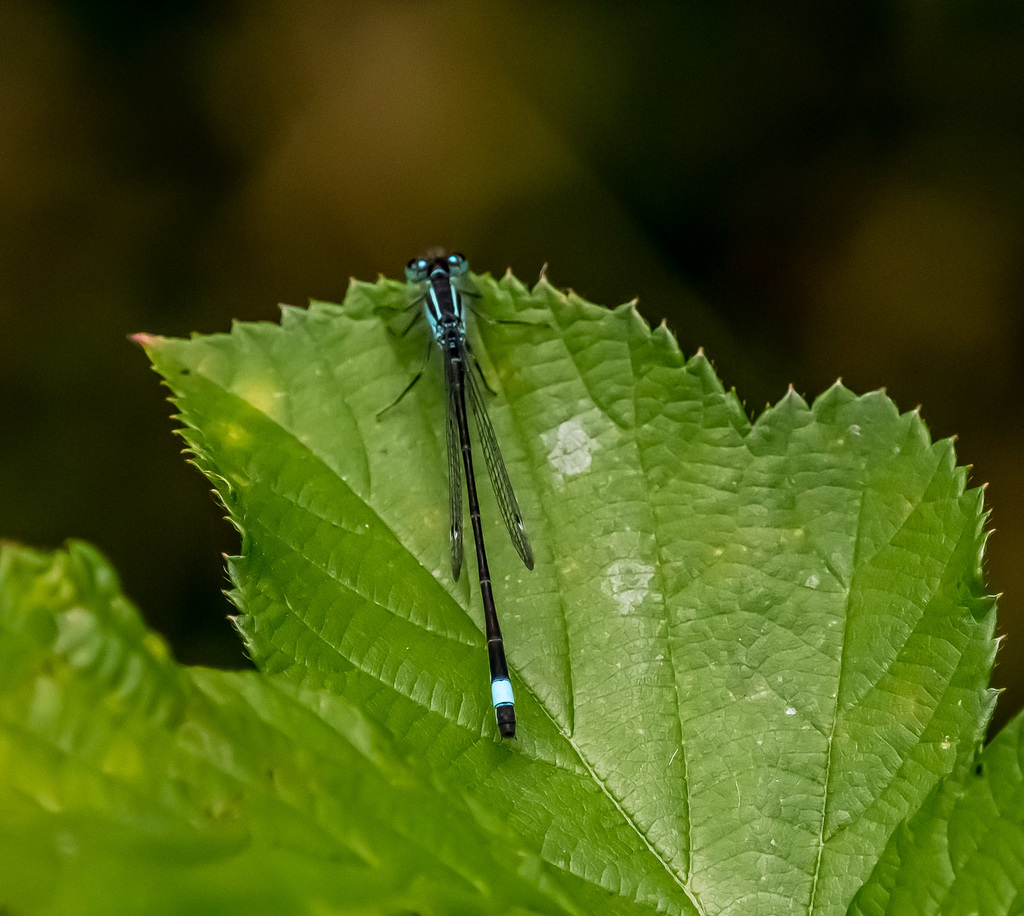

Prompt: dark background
[2,1,1021,737]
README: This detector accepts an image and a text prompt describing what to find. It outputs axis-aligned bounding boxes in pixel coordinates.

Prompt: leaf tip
[131,332,163,350]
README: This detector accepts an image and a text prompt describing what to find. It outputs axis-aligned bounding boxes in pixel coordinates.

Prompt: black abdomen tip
[496,705,516,739]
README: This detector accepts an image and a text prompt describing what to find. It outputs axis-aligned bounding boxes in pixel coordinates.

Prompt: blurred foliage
[1,0,1022,735]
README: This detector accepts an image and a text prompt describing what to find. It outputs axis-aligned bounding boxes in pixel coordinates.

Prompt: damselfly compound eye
[405,258,430,283]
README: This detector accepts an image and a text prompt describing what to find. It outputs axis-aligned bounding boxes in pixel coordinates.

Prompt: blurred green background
[2,1,1021,737]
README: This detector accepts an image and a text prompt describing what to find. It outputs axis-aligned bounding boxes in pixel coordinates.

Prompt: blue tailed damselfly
[383,251,533,738]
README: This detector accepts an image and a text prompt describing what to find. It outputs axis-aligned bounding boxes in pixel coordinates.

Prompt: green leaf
[0,270,1001,914]
[850,708,1024,915]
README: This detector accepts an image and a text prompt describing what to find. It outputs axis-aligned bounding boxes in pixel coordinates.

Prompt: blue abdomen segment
[492,678,516,738]
[491,677,514,708]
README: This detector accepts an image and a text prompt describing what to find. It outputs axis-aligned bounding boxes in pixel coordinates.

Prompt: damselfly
[383,251,533,738]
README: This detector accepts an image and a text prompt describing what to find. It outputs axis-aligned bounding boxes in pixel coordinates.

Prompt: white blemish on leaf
[601,560,655,615]
[541,418,598,485]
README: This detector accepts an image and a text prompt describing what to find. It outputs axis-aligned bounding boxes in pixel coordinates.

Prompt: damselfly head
[406,249,469,283]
